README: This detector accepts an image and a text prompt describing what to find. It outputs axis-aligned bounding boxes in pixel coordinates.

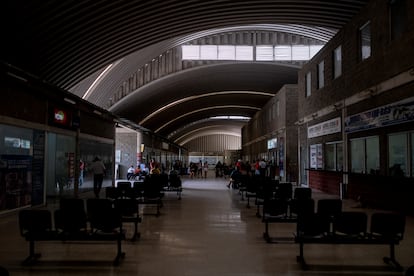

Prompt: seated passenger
[127,165,135,180]
[150,165,161,175]
[227,167,241,188]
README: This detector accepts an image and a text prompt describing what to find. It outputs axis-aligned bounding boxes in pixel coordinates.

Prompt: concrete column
[136,131,143,166]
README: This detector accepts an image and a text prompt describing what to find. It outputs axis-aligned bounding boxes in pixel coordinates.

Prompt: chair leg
[131,221,139,241]
[113,237,126,266]
[296,242,309,270]
[23,240,41,265]
[263,221,270,242]
[156,201,161,217]
[256,204,262,218]
[383,243,403,271]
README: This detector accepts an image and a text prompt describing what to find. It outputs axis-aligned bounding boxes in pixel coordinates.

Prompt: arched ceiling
[110,62,299,137]
[2,0,369,146]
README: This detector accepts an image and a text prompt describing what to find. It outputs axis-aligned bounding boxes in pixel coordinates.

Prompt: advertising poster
[0,155,32,210]
[310,145,317,169]
[316,144,323,169]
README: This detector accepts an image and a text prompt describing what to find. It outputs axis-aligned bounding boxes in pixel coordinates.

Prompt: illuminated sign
[4,137,31,149]
[267,138,277,149]
[54,108,68,125]
[49,106,78,129]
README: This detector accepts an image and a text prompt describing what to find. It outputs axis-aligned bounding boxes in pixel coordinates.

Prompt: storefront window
[389,133,408,176]
[325,142,343,171]
[351,136,379,174]
[80,139,114,187]
[336,143,343,171]
[325,144,335,171]
[366,136,379,174]
[0,124,34,211]
[46,133,76,198]
[351,139,365,173]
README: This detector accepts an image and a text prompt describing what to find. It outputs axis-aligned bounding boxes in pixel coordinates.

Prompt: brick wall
[348,173,414,214]
[298,0,414,119]
[308,170,342,196]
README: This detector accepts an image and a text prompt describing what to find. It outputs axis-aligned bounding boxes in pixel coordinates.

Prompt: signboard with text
[345,97,414,133]
[308,117,341,138]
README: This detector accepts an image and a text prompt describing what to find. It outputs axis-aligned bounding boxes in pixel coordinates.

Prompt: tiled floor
[1,174,413,275]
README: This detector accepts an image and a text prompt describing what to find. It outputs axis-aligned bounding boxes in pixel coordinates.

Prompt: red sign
[54,108,68,125]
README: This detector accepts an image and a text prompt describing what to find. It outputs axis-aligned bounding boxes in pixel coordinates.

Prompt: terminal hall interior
[1,0,414,275]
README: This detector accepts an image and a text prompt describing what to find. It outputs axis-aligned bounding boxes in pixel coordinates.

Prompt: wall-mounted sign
[267,138,277,149]
[345,97,414,133]
[4,137,31,149]
[54,108,68,124]
[308,117,341,138]
[49,106,78,130]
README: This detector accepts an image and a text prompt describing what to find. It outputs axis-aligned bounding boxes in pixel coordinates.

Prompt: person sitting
[227,167,241,188]
[127,165,135,180]
[150,164,161,175]
[140,163,149,176]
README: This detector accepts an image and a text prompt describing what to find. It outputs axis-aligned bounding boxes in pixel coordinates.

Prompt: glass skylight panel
[200,45,218,60]
[310,45,324,58]
[256,46,274,61]
[210,116,250,120]
[292,45,310,60]
[274,46,292,61]
[235,46,253,61]
[182,45,200,60]
[218,45,236,60]
[182,44,325,61]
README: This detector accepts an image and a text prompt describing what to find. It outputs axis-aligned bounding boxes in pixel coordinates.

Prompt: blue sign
[345,97,414,133]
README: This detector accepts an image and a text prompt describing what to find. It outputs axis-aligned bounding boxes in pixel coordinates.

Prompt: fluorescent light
[64,97,76,104]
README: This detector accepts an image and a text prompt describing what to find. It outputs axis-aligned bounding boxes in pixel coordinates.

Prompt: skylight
[182,45,323,61]
[210,116,250,120]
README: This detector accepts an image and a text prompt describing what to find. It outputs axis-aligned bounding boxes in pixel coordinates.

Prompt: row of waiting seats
[232,175,406,271]
[115,173,182,199]
[108,177,165,217]
[18,198,134,265]
[295,203,405,270]
[18,174,185,266]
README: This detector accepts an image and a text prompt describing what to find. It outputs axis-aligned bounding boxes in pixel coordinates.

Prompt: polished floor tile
[1,174,413,275]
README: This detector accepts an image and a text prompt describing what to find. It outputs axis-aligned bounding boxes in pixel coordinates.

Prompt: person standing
[259,159,267,177]
[90,157,106,198]
[203,161,209,178]
[197,160,203,178]
[79,159,85,186]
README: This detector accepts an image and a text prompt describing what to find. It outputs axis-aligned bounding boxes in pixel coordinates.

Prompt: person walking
[90,156,106,198]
